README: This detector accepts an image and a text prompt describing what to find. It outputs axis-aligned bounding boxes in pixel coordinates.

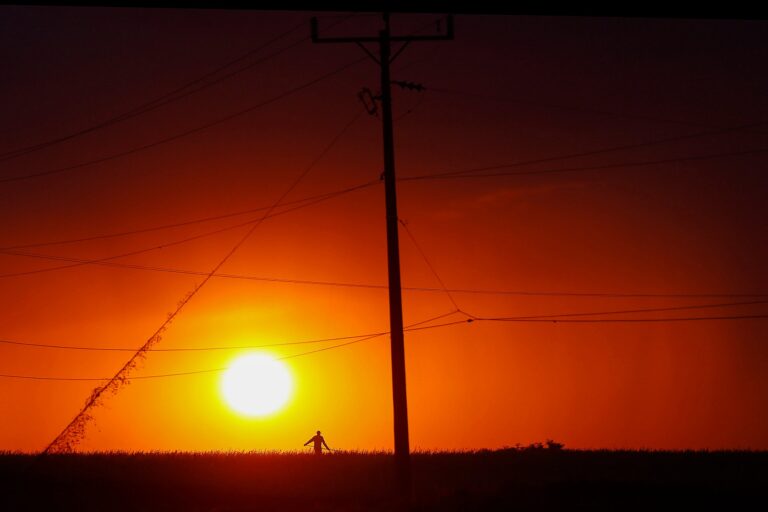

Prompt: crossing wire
[0,180,379,251]
[0,311,462,353]
[398,218,462,312]
[4,310,768,381]
[468,299,768,321]
[478,314,768,323]
[2,301,765,354]
[0,14,359,163]
[5,143,765,251]
[0,181,378,279]
[6,249,767,299]
[405,147,768,181]
[41,108,363,454]
[401,120,768,181]
[0,313,468,381]
[3,142,764,253]
[1,56,368,184]
[3,231,767,300]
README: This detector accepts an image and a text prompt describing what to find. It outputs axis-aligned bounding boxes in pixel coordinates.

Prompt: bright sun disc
[221,353,293,417]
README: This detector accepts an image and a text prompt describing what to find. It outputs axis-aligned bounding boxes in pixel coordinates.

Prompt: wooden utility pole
[311,12,454,498]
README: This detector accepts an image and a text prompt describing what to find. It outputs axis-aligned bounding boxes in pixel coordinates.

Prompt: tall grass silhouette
[4,449,766,511]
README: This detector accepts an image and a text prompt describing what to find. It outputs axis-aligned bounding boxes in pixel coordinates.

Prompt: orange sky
[1,8,767,452]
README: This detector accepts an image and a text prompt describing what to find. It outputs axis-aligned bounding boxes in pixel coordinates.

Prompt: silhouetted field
[2,449,766,511]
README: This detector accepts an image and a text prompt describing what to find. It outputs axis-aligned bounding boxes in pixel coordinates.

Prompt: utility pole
[311,12,454,500]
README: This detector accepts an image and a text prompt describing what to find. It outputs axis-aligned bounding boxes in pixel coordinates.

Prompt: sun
[221,353,293,417]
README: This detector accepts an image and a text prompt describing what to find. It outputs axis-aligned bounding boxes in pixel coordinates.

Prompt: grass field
[2,449,766,511]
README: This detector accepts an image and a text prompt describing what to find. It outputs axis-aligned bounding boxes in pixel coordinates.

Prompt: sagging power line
[0,181,376,279]
[0,311,463,353]
[0,14,360,164]
[5,138,763,255]
[480,314,768,323]
[402,119,768,181]
[7,247,765,299]
[1,313,469,381]
[1,57,367,184]
[0,181,379,251]
[467,299,768,321]
[405,147,768,181]
[2,300,766,353]
[4,311,768,382]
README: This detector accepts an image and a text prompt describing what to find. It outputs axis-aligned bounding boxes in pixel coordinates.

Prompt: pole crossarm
[311,16,454,46]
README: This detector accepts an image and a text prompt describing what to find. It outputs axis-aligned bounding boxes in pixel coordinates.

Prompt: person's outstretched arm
[323,440,330,450]
[304,438,313,446]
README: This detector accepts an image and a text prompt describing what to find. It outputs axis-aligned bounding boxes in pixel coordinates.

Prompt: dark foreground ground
[2,449,766,511]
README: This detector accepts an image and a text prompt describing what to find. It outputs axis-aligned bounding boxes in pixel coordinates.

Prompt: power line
[0,314,469,381]
[1,56,368,184]
[0,300,768,352]
[472,299,768,321]
[42,108,363,454]
[0,14,360,164]
[4,143,765,252]
[0,180,379,251]
[400,287,768,299]
[5,311,768,381]
[398,218,462,312]
[405,147,768,181]
[0,310,463,352]
[479,314,768,323]
[0,332,376,353]
[400,120,768,182]
[5,245,767,300]
[0,180,376,279]
[0,20,307,163]
[7,139,765,251]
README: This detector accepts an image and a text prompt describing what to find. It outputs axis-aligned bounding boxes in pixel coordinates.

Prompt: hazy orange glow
[1,9,767,453]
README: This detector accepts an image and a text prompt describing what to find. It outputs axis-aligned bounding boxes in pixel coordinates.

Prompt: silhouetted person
[304,430,330,455]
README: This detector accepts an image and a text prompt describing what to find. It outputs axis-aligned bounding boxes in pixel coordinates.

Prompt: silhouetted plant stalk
[43,289,197,454]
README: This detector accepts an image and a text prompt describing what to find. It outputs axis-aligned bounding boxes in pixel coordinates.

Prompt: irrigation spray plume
[42,290,194,453]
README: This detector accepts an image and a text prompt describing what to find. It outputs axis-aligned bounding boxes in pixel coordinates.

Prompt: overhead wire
[5,247,766,300]
[0,180,378,279]
[478,314,768,323]
[0,14,360,164]
[3,301,765,354]
[398,218,462,312]
[400,119,768,181]
[3,311,766,382]
[1,55,368,184]
[4,142,766,252]
[0,310,463,353]
[0,180,379,251]
[4,306,768,381]
[404,147,768,181]
[0,21,305,163]
[0,312,469,381]
[472,299,768,321]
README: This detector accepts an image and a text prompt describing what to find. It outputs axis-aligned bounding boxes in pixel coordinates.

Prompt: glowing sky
[1,8,767,452]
